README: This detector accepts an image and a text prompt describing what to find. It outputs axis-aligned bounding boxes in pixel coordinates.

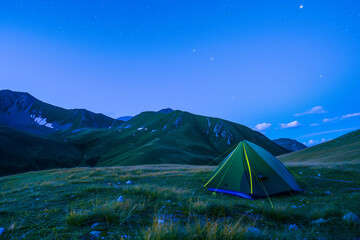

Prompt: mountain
[158,108,174,113]
[0,90,289,175]
[0,90,124,134]
[57,110,289,168]
[0,124,82,175]
[278,129,360,165]
[273,138,307,152]
[117,116,133,121]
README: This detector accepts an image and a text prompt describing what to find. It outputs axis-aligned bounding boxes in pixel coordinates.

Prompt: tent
[204,140,302,199]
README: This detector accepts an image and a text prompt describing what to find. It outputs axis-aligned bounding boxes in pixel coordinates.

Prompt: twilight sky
[0,1,359,146]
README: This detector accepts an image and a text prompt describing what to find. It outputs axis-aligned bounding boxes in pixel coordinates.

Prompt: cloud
[305,138,327,147]
[341,112,360,119]
[306,139,318,146]
[295,106,327,117]
[280,120,301,129]
[322,112,360,123]
[297,127,359,139]
[310,123,319,126]
[254,123,271,132]
[323,117,339,123]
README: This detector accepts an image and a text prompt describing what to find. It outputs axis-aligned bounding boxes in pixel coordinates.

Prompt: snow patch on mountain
[31,115,54,129]
[213,124,222,137]
[174,114,183,127]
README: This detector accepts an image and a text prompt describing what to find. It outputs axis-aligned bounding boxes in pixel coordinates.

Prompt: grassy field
[1,163,359,239]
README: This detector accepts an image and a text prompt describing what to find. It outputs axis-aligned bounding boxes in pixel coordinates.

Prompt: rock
[246,227,261,237]
[117,196,124,202]
[89,231,102,239]
[0,228,5,236]
[343,213,359,222]
[126,180,133,185]
[91,222,100,228]
[68,195,75,199]
[325,191,331,194]
[312,218,326,224]
[288,224,299,230]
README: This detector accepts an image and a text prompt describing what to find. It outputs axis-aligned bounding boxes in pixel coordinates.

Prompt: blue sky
[1,0,359,146]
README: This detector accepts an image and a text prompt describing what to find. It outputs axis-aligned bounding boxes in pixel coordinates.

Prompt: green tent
[204,140,302,199]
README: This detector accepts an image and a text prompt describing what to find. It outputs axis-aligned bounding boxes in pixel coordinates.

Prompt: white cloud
[341,112,360,119]
[297,127,359,139]
[295,106,327,117]
[322,112,360,123]
[306,139,318,146]
[280,120,301,129]
[305,138,327,147]
[323,117,339,123]
[310,123,319,126]
[254,123,271,132]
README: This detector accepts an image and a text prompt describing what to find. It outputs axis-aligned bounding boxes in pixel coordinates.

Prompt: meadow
[0,163,359,239]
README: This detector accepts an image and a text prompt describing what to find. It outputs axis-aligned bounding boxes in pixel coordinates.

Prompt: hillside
[278,129,360,165]
[58,110,289,168]
[0,90,289,175]
[0,164,359,239]
[273,138,307,152]
[0,90,124,134]
[0,124,82,176]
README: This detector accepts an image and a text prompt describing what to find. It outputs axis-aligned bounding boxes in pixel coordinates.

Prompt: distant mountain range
[0,90,124,134]
[0,90,291,175]
[273,138,307,152]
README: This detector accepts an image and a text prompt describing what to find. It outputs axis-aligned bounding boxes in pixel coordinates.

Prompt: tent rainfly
[204,140,302,199]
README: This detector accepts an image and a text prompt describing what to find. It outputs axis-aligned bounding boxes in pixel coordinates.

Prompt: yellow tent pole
[243,144,253,194]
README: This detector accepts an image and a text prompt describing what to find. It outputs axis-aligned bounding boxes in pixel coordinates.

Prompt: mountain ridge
[0,89,289,175]
[278,129,360,165]
[0,89,124,134]
[273,138,307,152]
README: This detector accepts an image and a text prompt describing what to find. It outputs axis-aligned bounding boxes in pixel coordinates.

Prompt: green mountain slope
[0,90,124,134]
[0,124,82,176]
[59,110,289,167]
[0,90,289,175]
[278,129,360,165]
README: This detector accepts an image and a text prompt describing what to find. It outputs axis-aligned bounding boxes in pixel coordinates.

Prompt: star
[192,49,196,52]
[300,5,303,9]
[210,57,214,61]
